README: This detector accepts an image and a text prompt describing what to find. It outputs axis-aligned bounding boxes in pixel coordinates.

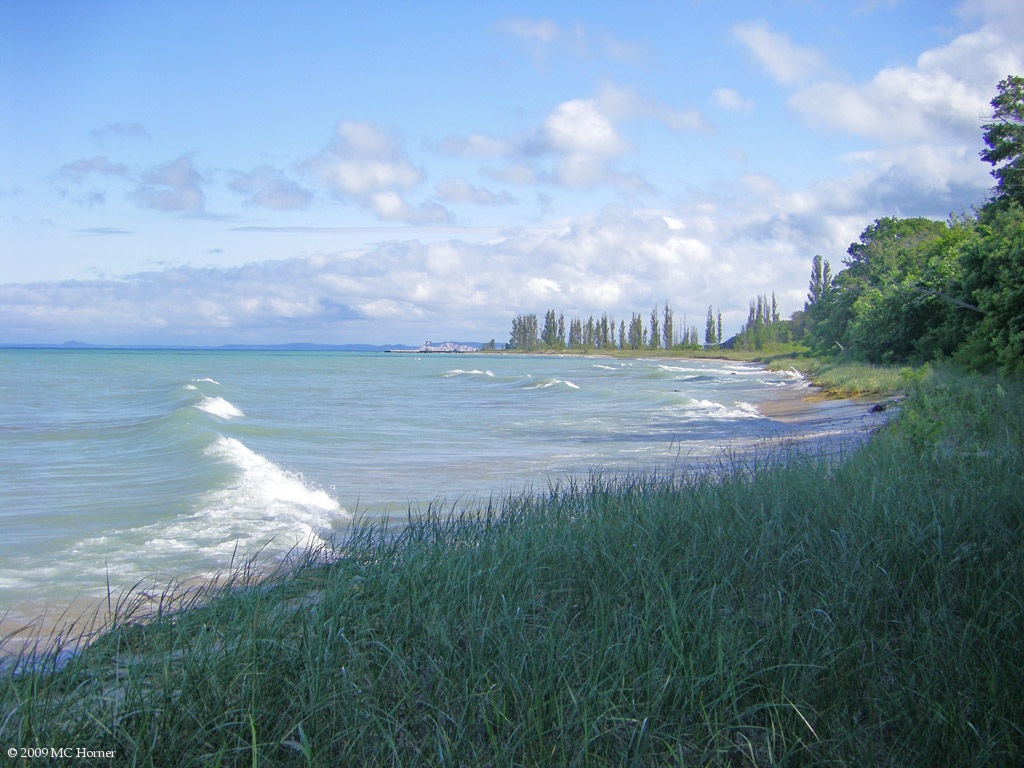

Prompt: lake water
[0,349,881,635]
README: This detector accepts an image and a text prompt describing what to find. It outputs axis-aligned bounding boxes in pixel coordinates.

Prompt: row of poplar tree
[506,303,726,352]
[730,292,793,351]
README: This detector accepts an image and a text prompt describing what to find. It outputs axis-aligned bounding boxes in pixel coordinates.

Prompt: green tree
[509,314,540,350]
[743,298,764,350]
[981,75,1024,207]
[663,303,674,349]
[541,309,559,348]
[704,305,716,345]
[649,305,660,349]
[627,313,645,350]
[846,219,975,364]
[845,217,947,286]
[807,255,832,308]
[956,202,1024,374]
[805,217,948,354]
[598,314,611,349]
[570,317,583,349]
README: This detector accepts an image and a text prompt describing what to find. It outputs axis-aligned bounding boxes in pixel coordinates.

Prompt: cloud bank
[0,199,881,346]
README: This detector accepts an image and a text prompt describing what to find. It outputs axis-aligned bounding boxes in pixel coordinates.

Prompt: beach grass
[624,345,907,400]
[2,366,1022,766]
[762,355,909,399]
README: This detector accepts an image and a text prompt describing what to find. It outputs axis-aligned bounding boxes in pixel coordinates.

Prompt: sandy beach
[756,377,895,462]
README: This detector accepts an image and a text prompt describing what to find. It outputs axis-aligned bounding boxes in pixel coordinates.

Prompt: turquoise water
[0,348,851,628]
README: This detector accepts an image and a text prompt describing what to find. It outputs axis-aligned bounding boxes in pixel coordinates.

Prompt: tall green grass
[2,367,1022,766]
[762,354,909,398]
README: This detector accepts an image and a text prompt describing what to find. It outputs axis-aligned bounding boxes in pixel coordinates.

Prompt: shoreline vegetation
[3,356,1021,765]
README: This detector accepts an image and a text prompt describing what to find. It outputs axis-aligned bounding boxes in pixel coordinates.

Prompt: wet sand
[756,379,895,459]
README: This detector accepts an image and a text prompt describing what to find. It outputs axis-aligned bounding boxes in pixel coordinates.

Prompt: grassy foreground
[2,367,1023,766]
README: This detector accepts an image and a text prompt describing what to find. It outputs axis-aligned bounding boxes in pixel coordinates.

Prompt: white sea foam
[195,396,244,420]
[193,377,221,385]
[201,436,344,529]
[69,437,348,584]
[526,378,575,390]
[723,364,763,376]
[688,399,761,419]
[735,401,761,417]
[144,437,348,559]
[661,363,763,378]
[522,377,579,390]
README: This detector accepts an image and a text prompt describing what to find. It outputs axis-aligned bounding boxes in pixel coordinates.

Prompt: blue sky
[1,0,1021,345]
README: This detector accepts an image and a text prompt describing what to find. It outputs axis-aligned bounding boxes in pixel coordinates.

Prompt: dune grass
[754,353,907,400]
[2,366,1022,766]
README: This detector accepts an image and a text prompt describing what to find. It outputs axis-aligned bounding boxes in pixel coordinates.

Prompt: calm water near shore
[0,348,885,632]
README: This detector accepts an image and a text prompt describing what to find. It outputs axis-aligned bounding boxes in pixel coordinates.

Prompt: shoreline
[1,359,896,659]
[757,376,891,421]
[754,371,896,462]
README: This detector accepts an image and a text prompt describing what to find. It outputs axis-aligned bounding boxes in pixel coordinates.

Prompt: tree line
[506,302,726,352]
[723,74,1023,365]
[791,75,1024,374]
[502,75,1024,374]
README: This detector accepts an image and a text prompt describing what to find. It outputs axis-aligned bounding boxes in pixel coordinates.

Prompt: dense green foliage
[802,204,1024,373]
[981,74,1024,207]
[798,76,1024,374]
[956,203,1024,373]
[3,367,1022,765]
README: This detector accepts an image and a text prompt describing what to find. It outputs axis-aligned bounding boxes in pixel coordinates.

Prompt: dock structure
[387,341,477,354]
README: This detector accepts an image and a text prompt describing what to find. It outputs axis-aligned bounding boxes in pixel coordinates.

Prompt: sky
[1,0,1022,346]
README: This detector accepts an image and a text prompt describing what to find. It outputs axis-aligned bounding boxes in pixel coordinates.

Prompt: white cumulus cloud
[543,98,629,158]
[307,120,451,224]
[731,20,828,86]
